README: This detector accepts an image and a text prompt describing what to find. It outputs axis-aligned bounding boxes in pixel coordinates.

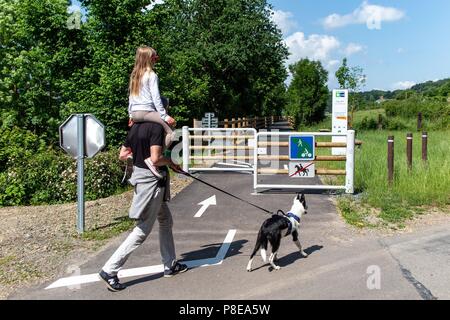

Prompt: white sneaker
[144,158,163,179]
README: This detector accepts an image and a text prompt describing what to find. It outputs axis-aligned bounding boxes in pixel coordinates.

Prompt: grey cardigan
[127,166,170,219]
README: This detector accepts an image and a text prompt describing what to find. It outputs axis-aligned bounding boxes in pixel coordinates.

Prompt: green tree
[335,58,366,127]
[286,58,329,126]
[0,0,75,143]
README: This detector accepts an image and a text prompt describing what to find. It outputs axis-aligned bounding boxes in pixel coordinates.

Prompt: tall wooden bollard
[422,131,428,163]
[388,136,394,186]
[406,133,413,171]
[417,112,422,131]
[224,118,229,129]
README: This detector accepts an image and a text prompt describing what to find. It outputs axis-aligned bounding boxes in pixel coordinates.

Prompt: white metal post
[253,132,259,191]
[182,126,189,172]
[345,130,355,194]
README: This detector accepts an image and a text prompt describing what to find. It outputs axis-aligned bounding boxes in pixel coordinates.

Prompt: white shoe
[144,158,163,179]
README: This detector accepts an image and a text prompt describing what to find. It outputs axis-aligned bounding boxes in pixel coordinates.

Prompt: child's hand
[165,116,176,127]
[128,118,134,127]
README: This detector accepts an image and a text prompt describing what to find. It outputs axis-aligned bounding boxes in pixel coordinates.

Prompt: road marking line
[45,229,236,290]
[194,195,216,218]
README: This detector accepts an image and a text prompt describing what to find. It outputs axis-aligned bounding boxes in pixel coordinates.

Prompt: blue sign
[289,135,315,160]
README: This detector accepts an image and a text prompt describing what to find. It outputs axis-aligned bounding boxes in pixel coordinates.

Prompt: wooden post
[378,114,383,130]
[406,133,412,171]
[237,117,242,128]
[417,112,422,131]
[243,117,247,127]
[231,118,235,129]
[388,136,394,186]
[422,131,428,163]
[224,118,229,129]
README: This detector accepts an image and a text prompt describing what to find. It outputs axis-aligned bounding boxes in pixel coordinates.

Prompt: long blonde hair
[129,46,158,96]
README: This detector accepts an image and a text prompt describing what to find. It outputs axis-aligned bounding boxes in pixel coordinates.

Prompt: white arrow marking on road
[45,229,236,290]
[194,195,216,218]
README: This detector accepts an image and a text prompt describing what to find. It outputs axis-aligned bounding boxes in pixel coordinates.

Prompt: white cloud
[284,32,340,66]
[68,4,81,13]
[271,9,298,35]
[322,1,405,30]
[392,81,416,90]
[142,0,164,12]
[397,47,405,54]
[327,59,340,68]
[343,43,364,56]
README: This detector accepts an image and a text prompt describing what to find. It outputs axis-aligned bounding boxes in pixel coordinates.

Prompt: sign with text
[332,89,348,155]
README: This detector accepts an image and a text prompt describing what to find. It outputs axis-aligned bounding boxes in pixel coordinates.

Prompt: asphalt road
[10,122,450,300]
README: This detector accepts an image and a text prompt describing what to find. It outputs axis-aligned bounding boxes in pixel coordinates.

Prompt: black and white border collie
[247,193,308,272]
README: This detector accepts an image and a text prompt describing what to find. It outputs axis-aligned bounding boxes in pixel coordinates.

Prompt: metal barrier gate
[182,126,256,172]
[253,130,355,193]
[181,126,355,194]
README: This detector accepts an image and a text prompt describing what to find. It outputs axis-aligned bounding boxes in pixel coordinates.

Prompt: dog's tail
[250,227,268,262]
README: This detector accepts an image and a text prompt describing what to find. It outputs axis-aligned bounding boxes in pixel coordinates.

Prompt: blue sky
[69,0,450,91]
[269,0,450,90]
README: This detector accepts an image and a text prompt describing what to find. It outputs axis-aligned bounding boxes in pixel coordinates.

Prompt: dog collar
[286,212,300,223]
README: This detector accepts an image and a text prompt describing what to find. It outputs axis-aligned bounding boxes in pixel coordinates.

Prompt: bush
[356,116,379,130]
[0,147,127,206]
[383,96,449,120]
[0,127,46,172]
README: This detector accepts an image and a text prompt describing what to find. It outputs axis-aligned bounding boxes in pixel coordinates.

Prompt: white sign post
[332,89,348,155]
[59,114,105,234]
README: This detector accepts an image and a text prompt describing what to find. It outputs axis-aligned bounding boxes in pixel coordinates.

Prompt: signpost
[59,114,105,234]
[289,135,315,161]
[288,162,315,178]
[202,112,218,128]
[332,89,348,155]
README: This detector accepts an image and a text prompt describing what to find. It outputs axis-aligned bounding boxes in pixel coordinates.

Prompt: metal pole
[388,135,394,186]
[422,131,428,163]
[345,130,355,194]
[182,126,189,172]
[406,133,413,171]
[76,114,85,234]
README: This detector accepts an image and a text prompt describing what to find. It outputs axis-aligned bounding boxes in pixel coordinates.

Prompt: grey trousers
[102,186,176,275]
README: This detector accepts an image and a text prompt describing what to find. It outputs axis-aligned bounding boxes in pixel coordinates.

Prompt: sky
[269,0,450,90]
[69,0,450,91]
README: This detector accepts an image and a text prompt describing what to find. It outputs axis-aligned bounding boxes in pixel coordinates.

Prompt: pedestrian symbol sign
[289,135,315,160]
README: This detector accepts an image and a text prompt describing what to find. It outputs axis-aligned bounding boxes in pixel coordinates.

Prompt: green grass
[81,216,135,241]
[299,111,450,228]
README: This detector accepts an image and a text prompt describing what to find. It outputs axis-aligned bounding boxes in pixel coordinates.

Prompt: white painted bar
[182,126,189,172]
[345,130,355,194]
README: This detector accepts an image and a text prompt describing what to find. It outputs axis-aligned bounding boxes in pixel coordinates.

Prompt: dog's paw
[274,265,281,270]
[246,268,252,272]
[301,251,308,257]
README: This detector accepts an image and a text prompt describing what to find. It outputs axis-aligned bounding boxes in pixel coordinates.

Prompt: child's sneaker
[144,158,163,179]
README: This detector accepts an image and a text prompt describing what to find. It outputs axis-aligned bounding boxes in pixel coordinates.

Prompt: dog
[246,193,308,272]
